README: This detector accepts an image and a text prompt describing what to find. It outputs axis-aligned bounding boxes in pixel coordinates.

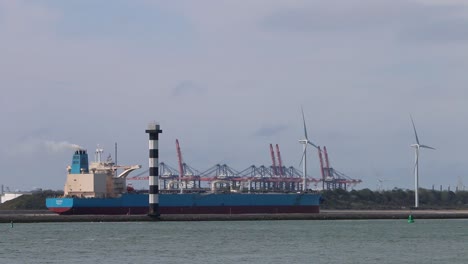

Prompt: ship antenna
[115,142,118,166]
[95,144,104,163]
[115,142,118,178]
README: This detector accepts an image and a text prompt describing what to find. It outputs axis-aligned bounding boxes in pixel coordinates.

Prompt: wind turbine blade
[307,141,319,149]
[301,107,308,139]
[299,145,307,167]
[410,115,420,145]
[420,145,436,150]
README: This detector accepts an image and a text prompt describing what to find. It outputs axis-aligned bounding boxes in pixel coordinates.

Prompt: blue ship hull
[46,193,321,215]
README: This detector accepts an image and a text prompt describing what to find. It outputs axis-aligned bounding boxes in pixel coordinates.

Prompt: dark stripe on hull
[49,205,320,215]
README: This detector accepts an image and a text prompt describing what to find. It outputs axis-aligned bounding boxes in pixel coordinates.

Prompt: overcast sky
[1,0,468,192]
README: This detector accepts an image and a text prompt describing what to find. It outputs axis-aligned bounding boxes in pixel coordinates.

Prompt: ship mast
[115,142,118,178]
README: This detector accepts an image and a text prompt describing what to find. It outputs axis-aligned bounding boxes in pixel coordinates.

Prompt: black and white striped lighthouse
[145,123,162,217]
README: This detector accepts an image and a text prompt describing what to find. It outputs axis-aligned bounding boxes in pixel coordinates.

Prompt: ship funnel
[71,149,89,174]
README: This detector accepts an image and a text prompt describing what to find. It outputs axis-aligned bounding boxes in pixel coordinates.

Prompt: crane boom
[318,146,325,181]
[176,139,184,193]
[324,146,330,176]
[275,144,284,176]
[270,144,277,175]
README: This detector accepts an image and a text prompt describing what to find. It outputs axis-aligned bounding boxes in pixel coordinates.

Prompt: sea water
[1,219,467,264]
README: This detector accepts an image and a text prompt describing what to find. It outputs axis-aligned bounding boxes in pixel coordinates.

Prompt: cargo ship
[46,148,321,215]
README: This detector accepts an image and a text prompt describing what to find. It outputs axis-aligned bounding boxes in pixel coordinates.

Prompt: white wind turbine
[410,115,435,208]
[299,107,319,192]
[377,178,390,192]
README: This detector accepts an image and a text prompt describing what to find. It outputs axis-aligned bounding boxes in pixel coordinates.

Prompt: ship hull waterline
[46,193,321,215]
[48,205,320,215]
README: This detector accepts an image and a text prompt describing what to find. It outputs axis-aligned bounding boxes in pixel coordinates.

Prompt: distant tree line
[321,188,468,209]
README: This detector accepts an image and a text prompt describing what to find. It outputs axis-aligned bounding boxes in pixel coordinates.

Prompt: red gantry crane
[269,144,277,176]
[127,142,361,192]
[275,144,284,176]
[317,146,326,189]
[176,139,184,193]
[318,146,361,190]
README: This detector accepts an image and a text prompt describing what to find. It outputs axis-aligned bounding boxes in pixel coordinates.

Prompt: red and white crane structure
[317,146,326,189]
[270,144,278,176]
[276,144,284,176]
[176,139,184,193]
[316,146,362,190]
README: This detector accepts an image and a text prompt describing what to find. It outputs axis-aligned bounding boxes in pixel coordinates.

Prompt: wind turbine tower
[299,108,319,192]
[410,115,435,208]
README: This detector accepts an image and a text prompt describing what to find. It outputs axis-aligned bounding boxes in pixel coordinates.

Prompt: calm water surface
[1,219,467,263]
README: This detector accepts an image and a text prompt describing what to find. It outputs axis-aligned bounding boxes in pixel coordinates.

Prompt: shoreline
[1,209,468,223]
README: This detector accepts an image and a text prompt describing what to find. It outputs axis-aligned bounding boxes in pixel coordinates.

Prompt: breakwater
[1,209,468,223]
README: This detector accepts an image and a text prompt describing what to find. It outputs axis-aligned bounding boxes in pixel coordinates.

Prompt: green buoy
[407,214,414,223]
